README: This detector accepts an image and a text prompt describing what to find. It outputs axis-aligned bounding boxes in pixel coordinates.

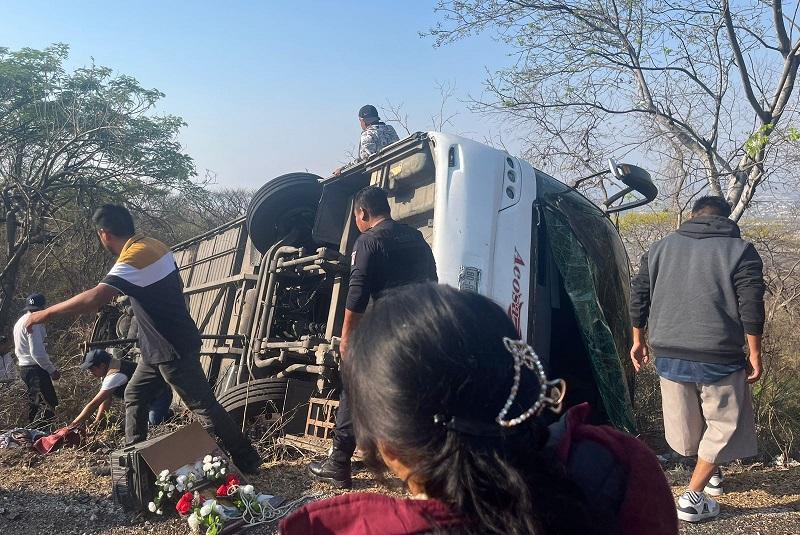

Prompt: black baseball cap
[358,104,379,120]
[80,349,112,370]
[24,293,46,311]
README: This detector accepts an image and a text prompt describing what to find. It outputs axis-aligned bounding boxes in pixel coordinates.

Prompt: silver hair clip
[495,337,566,427]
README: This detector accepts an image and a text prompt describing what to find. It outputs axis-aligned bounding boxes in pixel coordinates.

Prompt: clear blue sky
[2,1,518,189]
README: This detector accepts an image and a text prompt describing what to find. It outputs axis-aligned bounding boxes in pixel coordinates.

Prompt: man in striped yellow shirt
[26,205,261,473]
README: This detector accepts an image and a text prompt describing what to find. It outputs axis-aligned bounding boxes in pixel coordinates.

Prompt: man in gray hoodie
[630,196,765,523]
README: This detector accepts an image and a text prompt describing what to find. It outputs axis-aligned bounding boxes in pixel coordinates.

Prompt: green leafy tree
[0,44,203,327]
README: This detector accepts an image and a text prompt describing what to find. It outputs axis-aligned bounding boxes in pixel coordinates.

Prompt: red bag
[33,426,82,454]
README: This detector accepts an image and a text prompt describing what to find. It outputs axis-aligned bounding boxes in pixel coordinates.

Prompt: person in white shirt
[70,349,172,429]
[0,335,17,384]
[13,293,60,425]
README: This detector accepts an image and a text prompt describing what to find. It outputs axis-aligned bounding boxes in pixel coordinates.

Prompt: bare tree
[384,100,413,136]
[430,80,460,131]
[429,1,800,220]
[384,80,460,135]
[144,184,255,244]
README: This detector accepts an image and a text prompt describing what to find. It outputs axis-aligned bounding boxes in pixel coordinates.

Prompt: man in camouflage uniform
[333,105,400,176]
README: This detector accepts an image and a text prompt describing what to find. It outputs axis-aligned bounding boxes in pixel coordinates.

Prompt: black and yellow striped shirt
[100,234,201,363]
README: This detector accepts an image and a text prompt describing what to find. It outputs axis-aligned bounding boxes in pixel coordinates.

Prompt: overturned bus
[86,131,657,442]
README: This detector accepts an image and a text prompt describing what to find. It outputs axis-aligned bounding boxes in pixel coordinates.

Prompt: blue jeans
[148,387,172,425]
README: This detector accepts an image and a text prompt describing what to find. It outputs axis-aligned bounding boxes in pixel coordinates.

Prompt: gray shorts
[660,368,757,464]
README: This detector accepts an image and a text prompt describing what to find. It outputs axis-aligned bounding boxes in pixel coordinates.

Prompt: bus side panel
[489,160,536,339]
[429,136,504,293]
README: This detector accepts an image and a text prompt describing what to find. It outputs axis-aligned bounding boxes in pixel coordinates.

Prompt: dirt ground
[667,463,800,534]
[0,445,798,535]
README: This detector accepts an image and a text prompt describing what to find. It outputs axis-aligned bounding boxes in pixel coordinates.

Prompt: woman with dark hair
[281,283,677,535]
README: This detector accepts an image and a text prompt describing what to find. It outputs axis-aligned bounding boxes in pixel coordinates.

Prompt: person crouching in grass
[70,349,172,430]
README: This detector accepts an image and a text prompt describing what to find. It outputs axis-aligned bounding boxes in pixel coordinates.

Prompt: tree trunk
[0,247,26,331]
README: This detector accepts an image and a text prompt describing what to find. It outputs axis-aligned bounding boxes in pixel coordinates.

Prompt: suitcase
[110,435,162,510]
[110,423,239,512]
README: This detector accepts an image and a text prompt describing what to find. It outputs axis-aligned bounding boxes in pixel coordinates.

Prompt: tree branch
[722,0,771,123]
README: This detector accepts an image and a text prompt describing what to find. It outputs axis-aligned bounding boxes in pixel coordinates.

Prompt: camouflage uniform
[358,122,400,161]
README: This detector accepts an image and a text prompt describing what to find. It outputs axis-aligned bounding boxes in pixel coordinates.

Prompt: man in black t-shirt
[309,186,437,488]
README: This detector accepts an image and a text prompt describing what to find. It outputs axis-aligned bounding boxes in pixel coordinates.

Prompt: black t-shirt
[104,359,137,399]
[346,219,438,313]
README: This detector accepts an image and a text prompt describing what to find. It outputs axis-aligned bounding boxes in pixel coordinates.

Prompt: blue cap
[358,104,379,120]
[80,349,112,370]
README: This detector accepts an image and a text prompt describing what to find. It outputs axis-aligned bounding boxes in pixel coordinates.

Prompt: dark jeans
[124,353,256,460]
[148,387,173,425]
[331,386,356,463]
[19,365,58,425]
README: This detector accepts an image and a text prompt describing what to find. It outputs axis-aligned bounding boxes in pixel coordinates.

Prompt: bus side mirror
[603,159,658,213]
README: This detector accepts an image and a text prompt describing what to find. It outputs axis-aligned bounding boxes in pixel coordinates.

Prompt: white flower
[156,509,163,515]
[240,485,254,495]
[148,502,157,512]
[159,469,170,478]
[187,482,194,489]
[203,463,212,472]
[200,499,216,517]
[187,513,200,531]
[158,491,164,498]
[203,455,212,463]
[168,484,175,492]
[220,467,226,475]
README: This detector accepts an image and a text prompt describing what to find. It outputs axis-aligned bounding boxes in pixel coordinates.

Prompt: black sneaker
[308,457,352,489]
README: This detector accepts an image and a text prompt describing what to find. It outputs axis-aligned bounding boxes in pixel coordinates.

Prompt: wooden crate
[280,397,362,460]
[304,397,339,439]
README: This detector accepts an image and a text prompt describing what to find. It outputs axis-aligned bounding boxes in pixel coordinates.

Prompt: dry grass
[1,440,797,535]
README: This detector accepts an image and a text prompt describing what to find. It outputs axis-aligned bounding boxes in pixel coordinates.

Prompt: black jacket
[346,219,437,313]
[630,216,765,364]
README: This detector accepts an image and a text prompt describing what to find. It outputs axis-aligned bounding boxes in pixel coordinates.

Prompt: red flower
[175,492,194,515]
[216,473,241,497]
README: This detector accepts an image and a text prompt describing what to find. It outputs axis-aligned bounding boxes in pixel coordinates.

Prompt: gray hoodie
[630,216,765,364]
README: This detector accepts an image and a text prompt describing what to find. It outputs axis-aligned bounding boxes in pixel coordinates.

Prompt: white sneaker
[704,468,724,496]
[677,491,720,522]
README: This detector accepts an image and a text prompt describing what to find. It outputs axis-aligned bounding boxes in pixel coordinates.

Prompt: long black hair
[344,283,599,535]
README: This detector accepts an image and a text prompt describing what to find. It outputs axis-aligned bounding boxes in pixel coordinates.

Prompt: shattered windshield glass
[537,173,636,432]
